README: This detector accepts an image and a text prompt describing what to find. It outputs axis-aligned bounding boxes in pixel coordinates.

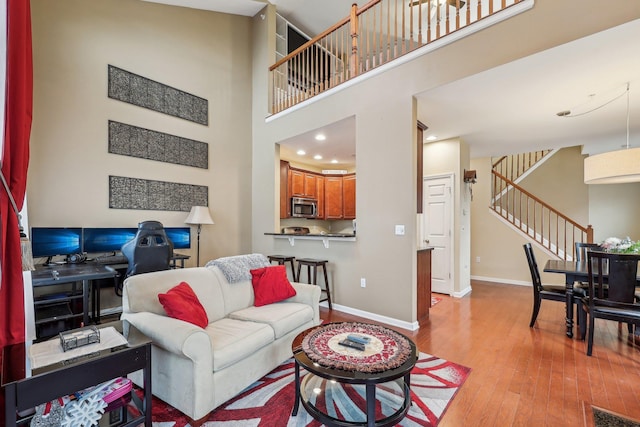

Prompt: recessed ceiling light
[296,150,306,155]
[315,134,326,141]
[314,154,322,160]
[331,159,338,164]
[426,135,437,141]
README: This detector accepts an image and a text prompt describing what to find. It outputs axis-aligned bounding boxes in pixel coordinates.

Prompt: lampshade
[583,82,640,184]
[584,147,640,184]
[184,206,214,225]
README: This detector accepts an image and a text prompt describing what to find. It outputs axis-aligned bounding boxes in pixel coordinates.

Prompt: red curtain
[0,0,32,347]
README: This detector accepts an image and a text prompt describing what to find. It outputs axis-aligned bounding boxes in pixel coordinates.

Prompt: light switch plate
[395,225,405,235]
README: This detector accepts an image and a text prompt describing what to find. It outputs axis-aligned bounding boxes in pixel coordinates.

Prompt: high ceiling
[143,0,640,168]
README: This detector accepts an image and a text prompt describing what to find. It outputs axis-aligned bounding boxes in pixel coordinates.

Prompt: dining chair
[575,242,601,262]
[574,242,602,293]
[523,243,586,328]
[578,251,640,356]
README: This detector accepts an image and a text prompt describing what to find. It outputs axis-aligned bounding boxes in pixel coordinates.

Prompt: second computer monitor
[82,228,137,254]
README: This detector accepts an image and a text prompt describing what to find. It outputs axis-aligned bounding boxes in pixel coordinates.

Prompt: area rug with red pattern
[148,352,471,426]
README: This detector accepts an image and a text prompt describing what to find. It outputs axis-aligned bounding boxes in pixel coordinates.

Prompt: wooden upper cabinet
[280,161,290,219]
[324,176,344,219]
[289,169,306,197]
[316,176,325,219]
[343,174,356,219]
[289,168,320,199]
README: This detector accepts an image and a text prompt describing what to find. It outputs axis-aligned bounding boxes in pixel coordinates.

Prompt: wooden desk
[32,264,119,338]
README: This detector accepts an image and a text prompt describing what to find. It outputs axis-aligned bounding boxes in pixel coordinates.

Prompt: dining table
[543,259,640,338]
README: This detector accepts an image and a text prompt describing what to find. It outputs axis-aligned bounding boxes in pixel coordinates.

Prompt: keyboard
[94,254,129,265]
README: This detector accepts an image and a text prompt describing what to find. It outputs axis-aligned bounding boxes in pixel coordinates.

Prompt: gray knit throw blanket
[205,253,270,283]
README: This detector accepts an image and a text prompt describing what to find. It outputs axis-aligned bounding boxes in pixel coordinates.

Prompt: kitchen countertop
[265,232,356,248]
[265,232,355,238]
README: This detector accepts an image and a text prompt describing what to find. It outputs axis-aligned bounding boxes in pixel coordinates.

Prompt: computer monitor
[164,227,191,249]
[82,227,137,254]
[31,227,83,260]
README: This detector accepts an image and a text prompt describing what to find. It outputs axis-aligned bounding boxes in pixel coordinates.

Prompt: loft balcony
[269,0,529,115]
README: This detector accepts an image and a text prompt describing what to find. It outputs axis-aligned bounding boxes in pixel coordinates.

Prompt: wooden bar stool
[267,255,297,281]
[296,258,332,309]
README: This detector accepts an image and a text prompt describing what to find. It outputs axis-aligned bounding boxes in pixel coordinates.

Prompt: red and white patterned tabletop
[301,322,413,373]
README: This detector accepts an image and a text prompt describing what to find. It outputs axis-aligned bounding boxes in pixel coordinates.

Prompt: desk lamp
[184,206,214,267]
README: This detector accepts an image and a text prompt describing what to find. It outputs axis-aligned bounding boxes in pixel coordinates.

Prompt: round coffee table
[291,322,417,427]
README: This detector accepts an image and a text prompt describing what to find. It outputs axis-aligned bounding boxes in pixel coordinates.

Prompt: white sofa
[120,261,320,421]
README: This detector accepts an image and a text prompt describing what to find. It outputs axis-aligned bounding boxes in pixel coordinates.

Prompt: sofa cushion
[123,267,226,323]
[206,318,275,371]
[250,265,297,306]
[158,282,209,328]
[228,302,314,339]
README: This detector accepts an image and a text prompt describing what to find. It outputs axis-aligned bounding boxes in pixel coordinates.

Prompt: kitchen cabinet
[289,168,321,199]
[316,176,325,219]
[280,162,355,220]
[417,248,433,325]
[324,176,343,219]
[343,173,356,219]
[280,160,290,219]
[325,174,355,220]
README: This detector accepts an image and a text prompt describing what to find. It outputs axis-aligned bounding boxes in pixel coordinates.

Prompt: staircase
[490,150,593,261]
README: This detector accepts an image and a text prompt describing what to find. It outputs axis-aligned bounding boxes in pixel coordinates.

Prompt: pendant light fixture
[584,82,640,184]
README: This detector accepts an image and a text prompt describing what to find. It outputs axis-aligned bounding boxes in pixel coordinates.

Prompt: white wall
[29,0,254,266]
[252,0,640,326]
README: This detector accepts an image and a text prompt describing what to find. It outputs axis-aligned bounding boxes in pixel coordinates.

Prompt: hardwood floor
[320,280,640,427]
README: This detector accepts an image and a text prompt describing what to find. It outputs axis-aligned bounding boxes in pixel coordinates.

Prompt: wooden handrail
[269,0,523,114]
[270,1,380,72]
[492,170,590,234]
[491,169,593,260]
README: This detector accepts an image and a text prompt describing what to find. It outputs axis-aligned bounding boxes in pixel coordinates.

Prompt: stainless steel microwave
[291,197,318,218]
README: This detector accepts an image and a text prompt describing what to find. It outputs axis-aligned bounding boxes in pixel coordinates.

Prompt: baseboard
[323,302,420,331]
[452,286,472,298]
[471,275,531,287]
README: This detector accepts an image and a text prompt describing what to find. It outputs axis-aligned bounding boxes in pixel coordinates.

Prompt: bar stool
[267,255,297,282]
[296,258,332,309]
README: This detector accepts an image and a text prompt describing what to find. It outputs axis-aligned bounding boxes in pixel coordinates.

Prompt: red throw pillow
[158,282,208,328]
[250,265,297,307]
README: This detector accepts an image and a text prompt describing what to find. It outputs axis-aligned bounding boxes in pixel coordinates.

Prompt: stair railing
[269,0,524,114]
[492,150,552,184]
[491,170,593,260]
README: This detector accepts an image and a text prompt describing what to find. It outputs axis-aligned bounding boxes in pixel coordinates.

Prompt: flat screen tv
[164,227,191,249]
[31,227,83,259]
[82,227,137,254]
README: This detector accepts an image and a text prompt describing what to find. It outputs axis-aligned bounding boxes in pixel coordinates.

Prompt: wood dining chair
[575,242,601,262]
[574,242,602,293]
[578,251,640,356]
[523,243,586,328]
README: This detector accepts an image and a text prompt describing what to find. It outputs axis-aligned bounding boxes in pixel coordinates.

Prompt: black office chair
[578,251,640,356]
[524,243,585,328]
[121,221,173,279]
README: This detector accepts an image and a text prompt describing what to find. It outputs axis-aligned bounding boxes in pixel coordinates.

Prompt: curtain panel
[0,0,32,347]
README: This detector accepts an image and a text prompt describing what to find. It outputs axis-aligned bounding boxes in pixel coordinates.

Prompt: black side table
[1,321,152,427]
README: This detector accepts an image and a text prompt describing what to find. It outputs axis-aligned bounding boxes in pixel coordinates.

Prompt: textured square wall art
[109,176,208,211]
[108,65,208,125]
[108,121,208,169]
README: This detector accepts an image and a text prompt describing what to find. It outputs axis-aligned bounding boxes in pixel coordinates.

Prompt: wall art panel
[108,65,208,125]
[109,176,208,211]
[108,121,208,169]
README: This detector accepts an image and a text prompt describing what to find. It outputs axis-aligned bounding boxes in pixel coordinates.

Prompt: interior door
[423,175,453,295]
